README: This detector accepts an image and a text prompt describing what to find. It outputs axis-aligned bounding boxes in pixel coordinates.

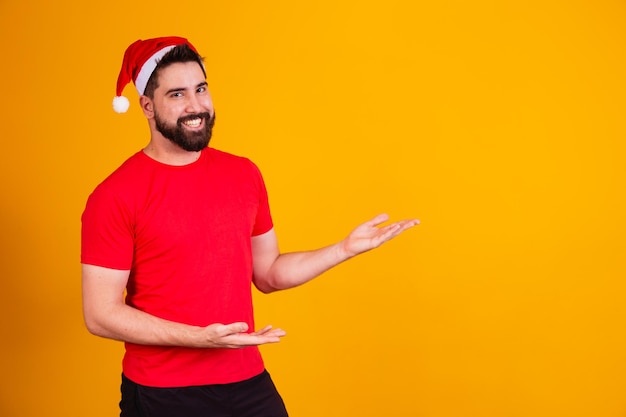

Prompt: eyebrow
[165,82,208,96]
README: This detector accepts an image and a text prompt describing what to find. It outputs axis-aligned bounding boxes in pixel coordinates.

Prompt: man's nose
[185,95,203,113]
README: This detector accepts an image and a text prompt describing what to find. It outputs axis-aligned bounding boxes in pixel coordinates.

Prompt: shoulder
[205,147,262,175]
[86,151,148,205]
[206,147,254,165]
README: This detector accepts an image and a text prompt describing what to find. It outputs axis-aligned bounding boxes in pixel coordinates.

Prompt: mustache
[177,112,214,125]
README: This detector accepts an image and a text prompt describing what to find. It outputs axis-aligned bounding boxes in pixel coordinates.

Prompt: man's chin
[176,136,211,152]
[182,144,209,152]
[155,116,213,152]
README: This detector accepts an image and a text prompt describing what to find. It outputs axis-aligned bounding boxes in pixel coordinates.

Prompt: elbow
[82,310,110,338]
[253,275,281,294]
[253,268,300,294]
[253,280,279,294]
[83,316,102,337]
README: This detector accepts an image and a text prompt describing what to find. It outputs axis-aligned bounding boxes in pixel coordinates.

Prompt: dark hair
[143,44,206,99]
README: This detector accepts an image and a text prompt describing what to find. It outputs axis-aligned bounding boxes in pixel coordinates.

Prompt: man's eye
[197,87,206,93]
[172,92,183,98]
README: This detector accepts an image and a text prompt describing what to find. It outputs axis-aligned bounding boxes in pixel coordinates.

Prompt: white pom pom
[113,96,130,113]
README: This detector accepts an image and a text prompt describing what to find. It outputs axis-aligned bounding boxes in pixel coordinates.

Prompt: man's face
[150,62,215,152]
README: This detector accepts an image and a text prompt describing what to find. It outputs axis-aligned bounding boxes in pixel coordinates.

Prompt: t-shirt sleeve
[81,185,135,270]
[250,161,274,236]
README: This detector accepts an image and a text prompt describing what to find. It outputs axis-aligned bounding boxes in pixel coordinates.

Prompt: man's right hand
[199,323,286,349]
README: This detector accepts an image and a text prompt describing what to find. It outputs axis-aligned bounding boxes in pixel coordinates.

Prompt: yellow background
[1,1,625,416]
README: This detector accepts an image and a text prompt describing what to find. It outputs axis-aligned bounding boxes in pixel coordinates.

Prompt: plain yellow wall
[1,1,625,416]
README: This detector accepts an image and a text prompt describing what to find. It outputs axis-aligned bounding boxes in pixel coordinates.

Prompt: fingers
[365,214,420,231]
[375,219,420,244]
[229,326,286,348]
[365,213,390,227]
[223,323,285,336]
[251,325,286,337]
[378,219,420,234]
[253,326,286,338]
[259,329,287,340]
[201,322,286,349]
[344,215,419,255]
[252,325,273,335]
[220,322,249,336]
[374,225,403,245]
[392,219,420,232]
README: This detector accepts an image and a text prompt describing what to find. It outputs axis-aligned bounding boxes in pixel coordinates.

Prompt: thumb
[366,213,390,227]
[223,322,249,335]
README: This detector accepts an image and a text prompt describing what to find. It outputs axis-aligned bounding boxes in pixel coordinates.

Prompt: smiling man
[81,37,419,417]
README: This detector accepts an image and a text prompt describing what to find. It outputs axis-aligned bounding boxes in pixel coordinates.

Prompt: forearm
[84,301,207,347]
[255,240,352,293]
[82,264,284,349]
[251,214,419,293]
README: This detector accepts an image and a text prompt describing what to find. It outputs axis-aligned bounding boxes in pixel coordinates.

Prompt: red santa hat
[113,36,201,113]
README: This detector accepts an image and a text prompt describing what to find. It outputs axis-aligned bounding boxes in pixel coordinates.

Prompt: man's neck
[143,137,202,166]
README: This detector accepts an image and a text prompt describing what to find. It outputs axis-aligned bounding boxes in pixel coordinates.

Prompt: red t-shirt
[81,147,273,387]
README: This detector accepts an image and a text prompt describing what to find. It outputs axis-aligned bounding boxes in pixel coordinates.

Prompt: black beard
[154,111,216,152]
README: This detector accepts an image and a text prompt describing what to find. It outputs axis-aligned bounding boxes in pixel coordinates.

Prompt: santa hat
[113,36,200,113]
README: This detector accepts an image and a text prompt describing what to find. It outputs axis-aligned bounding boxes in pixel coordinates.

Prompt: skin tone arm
[252,213,419,294]
[81,264,286,348]
[82,213,417,347]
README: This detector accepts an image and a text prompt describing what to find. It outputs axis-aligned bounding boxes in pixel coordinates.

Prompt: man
[81,36,419,417]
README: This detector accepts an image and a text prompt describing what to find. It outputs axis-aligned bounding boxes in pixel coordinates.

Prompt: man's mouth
[181,117,203,128]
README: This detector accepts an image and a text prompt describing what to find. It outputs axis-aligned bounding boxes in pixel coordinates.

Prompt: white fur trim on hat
[134,45,177,96]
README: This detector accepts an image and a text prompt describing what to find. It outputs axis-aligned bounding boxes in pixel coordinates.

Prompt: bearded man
[81,37,418,417]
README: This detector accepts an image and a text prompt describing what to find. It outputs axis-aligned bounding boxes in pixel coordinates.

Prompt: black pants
[120,370,289,417]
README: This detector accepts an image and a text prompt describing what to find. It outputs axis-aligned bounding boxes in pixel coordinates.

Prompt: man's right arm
[81,264,285,348]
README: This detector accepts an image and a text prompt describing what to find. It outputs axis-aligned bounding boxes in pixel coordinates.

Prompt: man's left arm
[251,213,419,294]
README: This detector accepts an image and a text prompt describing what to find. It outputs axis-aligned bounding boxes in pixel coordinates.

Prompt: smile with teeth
[182,117,202,128]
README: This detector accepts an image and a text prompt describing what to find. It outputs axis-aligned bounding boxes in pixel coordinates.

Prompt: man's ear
[140,95,154,119]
